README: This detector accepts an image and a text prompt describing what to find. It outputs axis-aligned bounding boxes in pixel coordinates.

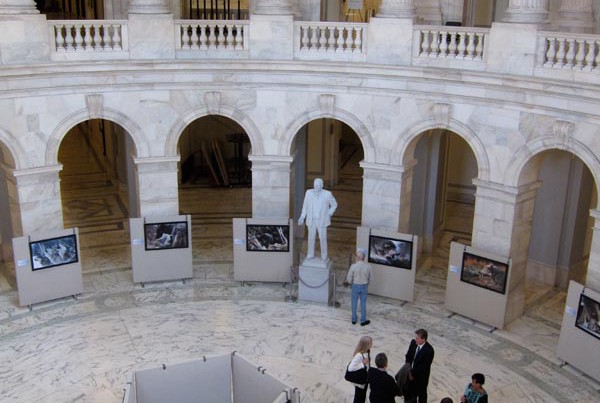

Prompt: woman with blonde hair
[347,335,372,403]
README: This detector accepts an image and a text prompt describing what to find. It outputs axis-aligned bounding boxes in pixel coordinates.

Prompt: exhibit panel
[556,281,600,383]
[356,226,417,301]
[122,353,300,403]
[130,215,193,284]
[233,218,294,282]
[12,228,84,307]
[445,242,511,329]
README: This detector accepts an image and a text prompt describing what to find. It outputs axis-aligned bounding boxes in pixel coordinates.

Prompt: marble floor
[1,132,599,402]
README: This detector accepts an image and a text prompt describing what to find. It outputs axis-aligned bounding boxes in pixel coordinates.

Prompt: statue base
[298,258,333,304]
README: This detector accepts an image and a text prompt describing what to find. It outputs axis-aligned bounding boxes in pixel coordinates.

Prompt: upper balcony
[1,0,599,88]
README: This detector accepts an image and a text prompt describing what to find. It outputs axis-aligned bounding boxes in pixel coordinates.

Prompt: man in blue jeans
[346,248,372,326]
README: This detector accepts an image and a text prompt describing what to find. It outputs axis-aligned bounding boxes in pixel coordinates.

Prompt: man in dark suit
[368,353,397,403]
[405,328,434,403]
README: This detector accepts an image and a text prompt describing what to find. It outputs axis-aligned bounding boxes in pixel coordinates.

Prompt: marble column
[0,0,49,64]
[13,165,63,234]
[472,179,541,325]
[134,157,179,218]
[502,0,549,24]
[586,209,600,291]
[249,0,294,60]
[360,161,414,232]
[128,0,170,13]
[556,0,595,33]
[253,0,292,15]
[249,155,292,219]
[376,0,416,19]
[0,0,37,13]
[127,0,175,59]
[416,0,442,25]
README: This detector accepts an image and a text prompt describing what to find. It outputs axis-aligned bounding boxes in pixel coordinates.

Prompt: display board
[445,242,511,329]
[556,281,600,382]
[232,218,293,282]
[130,215,193,284]
[356,227,417,301]
[13,228,84,307]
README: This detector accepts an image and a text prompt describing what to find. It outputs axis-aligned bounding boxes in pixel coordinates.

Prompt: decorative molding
[86,94,104,119]
[553,119,575,146]
[12,164,63,178]
[433,102,451,127]
[204,91,222,114]
[134,156,180,164]
[248,155,293,164]
[319,94,335,116]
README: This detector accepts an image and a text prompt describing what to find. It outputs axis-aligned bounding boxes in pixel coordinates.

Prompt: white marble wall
[249,155,292,218]
[134,157,180,217]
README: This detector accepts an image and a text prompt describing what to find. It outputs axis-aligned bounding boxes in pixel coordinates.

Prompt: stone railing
[176,20,249,51]
[540,32,600,71]
[49,20,128,55]
[414,26,488,61]
[294,22,367,61]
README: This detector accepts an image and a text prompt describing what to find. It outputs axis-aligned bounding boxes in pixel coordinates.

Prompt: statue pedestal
[298,258,333,304]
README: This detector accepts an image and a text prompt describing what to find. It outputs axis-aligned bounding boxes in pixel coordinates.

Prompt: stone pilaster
[134,157,179,217]
[503,0,549,25]
[376,0,416,20]
[557,0,594,33]
[360,161,412,232]
[472,179,541,325]
[415,0,442,25]
[585,209,600,291]
[13,165,63,234]
[249,155,292,219]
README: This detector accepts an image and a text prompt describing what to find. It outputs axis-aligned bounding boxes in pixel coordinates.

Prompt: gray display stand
[445,242,512,329]
[12,228,83,308]
[356,227,418,302]
[130,215,193,285]
[556,281,600,382]
[298,258,333,304]
[232,218,294,282]
[122,352,300,403]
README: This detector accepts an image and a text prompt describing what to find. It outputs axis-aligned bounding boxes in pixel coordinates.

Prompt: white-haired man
[298,178,337,261]
[346,248,372,326]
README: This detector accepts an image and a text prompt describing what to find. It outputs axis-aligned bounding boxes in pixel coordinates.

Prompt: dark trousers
[353,385,367,403]
[415,387,427,403]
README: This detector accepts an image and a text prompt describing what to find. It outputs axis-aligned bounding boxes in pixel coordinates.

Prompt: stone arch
[391,118,491,181]
[280,107,376,163]
[504,137,600,199]
[164,107,263,157]
[0,128,25,170]
[45,108,146,165]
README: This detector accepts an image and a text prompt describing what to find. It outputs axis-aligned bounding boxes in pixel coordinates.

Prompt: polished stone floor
[1,132,599,402]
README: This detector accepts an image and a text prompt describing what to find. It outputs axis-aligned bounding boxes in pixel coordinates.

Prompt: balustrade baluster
[594,40,600,70]
[466,32,475,59]
[556,38,566,67]
[112,25,122,50]
[475,33,484,59]
[327,26,336,52]
[575,39,586,69]
[583,39,594,71]
[55,25,65,51]
[301,25,309,51]
[354,27,362,52]
[233,25,241,50]
[73,25,83,50]
[93,25,102,49]
[545,37,557,67]
[336,27,345,52]
[191,25,200,49]
[310,26,318,51]
[565,38,575,68]
[318,27,327,52]
[439,31,448,57]
[448,32,458,58]
[198,25,207,50]
[457,31,466,58]
[430,29,440,57]
[216,24,225,48]
[421,30,431,57]
[181,26,189,49]
[208,24,217,49]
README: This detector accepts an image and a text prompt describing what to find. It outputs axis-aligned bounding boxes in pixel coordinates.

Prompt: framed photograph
[460,251,508,294]
[367,235,413,270]
[246,224,290,252]
[144,221,189,251]
[575,293,600,340]
[29,234,79,271]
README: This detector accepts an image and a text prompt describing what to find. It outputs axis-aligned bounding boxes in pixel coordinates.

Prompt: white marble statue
[298,178,338,261]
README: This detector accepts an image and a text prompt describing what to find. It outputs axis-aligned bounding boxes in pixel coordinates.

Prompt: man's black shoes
[360,320,370,326]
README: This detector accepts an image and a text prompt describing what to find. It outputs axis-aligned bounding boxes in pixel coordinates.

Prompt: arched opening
[177,115,252,265]
[0,143,21,281]
[407,129,478,259]
[58,119,137,272]
[290,118,364,264]
[517,150,596,311]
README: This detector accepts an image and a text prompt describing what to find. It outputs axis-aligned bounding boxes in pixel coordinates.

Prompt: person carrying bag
[345,336,372,403]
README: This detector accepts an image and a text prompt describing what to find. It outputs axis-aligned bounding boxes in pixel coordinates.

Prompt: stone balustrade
[541,32,600,71]
[294,22,366,61]
[50,20,128,52]
[415,26,488,61]
[176,20,248,51]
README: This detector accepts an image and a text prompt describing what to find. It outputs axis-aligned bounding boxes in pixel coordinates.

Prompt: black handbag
[344,364,368,384]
